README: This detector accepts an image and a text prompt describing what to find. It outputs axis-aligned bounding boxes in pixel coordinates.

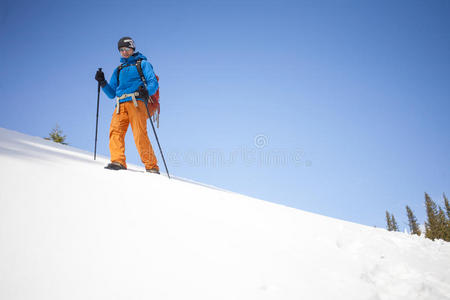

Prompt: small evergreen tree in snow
[436,206,450,242]
[45,124,68,145]
[442,193,450,241]
[444,193,450,220]
[425,193,440,240]
[406,206,421,236]
[386,211,399,232]
[385,211,393,231]
[391,214,399,232]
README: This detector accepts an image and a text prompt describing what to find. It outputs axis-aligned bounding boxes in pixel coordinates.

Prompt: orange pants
[109,101,159,171]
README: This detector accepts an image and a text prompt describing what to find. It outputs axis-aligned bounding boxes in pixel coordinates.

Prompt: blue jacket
[102,52,159,104]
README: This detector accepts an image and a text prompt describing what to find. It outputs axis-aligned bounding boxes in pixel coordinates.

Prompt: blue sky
[1,0,449,228]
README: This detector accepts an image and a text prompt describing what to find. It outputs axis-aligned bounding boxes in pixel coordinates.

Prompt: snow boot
[104,162,127,170]
[146,168,160,174]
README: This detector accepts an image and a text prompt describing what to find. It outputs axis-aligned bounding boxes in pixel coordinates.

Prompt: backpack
[117,59,160,127]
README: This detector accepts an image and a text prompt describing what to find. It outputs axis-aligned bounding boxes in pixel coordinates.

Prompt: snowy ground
[0,127,449,300]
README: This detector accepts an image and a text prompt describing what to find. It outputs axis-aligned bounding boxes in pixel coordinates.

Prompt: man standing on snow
[95,37,160,174]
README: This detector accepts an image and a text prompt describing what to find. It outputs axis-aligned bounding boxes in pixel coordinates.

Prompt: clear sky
[1,0,449,228]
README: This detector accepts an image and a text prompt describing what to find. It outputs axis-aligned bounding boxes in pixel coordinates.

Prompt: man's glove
[95,70,107,87]
[137,85,149,100]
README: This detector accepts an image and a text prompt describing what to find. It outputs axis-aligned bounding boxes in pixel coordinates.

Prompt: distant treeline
[386,193,450,242]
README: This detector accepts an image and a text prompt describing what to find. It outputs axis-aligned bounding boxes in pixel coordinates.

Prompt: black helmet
[118,37,136,50]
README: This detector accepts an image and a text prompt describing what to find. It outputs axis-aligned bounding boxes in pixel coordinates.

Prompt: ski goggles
[119,47,133,52]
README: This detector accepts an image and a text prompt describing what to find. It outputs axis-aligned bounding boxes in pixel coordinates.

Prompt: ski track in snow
[0,127,449,300]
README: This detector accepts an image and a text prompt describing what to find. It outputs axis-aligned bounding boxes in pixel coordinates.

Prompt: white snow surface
[0,127,449,300]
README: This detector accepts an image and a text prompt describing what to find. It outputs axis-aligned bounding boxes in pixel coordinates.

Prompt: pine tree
[436,207,450,242]
[425,193,440,240]
[444,193,450,220]
[406,205,421,236]
[385,211,393,231]
[444,193,450,242]
[391,214,399,232]
[45,124,68,145]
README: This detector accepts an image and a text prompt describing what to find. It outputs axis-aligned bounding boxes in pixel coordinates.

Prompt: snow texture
[0,127,449,300]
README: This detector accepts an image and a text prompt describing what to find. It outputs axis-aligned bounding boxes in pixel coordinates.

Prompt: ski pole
[94,68,101,160]
[144,101,170,179]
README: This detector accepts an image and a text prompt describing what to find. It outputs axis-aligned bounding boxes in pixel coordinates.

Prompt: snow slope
[0,127,449,300]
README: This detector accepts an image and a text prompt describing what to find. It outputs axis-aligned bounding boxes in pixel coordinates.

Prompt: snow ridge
[0,127,449,300]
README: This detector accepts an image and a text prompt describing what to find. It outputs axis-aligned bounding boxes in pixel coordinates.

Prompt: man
[95,37,160,174]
